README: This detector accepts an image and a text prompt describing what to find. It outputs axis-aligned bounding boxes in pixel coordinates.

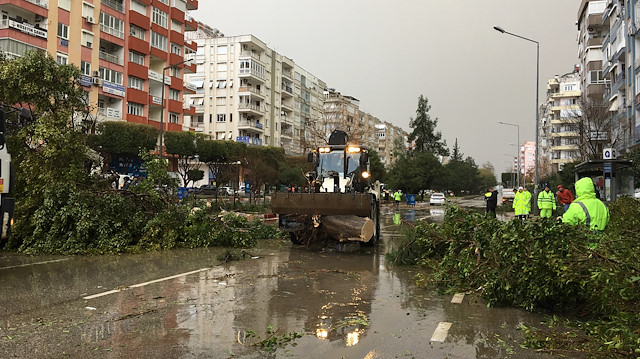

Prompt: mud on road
[0,207,552,358]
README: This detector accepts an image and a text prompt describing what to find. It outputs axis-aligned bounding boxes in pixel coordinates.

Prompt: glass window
[170,43,181,55]
[169,113,179,124]
[169,89,179,100]
[127,102,144,116]
[152,7,168,28]
[57,23,69,39]
[56,53,68,65]
[217,63,227,72]
[217,114,226,122]
[217,45,227,55]
[81,31,93,48]
[99,67,123,85]
[81,61,91,76]
[151,31,167,51]
[58,0,71,11]
[128,76,144,90]
[129,50,144,65]
[130,25,145,40]
[130,0,146,14]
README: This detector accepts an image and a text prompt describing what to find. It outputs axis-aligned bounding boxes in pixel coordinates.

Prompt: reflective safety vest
[513,191,530,215]
[537,190,556,210]
[393,191,402,201]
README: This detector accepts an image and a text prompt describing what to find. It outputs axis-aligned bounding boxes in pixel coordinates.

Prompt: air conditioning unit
[92,70,100,77]
[92,77,103,86]
[85,16,95,24]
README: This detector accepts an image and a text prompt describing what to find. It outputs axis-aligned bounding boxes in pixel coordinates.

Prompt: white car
[430,192,446,206]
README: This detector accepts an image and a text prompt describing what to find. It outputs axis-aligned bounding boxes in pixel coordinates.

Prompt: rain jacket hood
[574,177,596,199]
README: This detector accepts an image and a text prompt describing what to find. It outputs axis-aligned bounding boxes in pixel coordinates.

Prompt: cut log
[321,215,374,242]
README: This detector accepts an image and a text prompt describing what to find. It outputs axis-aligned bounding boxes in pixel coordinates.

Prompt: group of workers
[485,177,609,231]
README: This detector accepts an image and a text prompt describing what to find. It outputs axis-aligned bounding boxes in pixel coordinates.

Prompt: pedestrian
[512,186,529,220]
[523,187,532,217]
[557,184,574,212]
[484,187,498,218]
[562,177,609,231]
[393,189,402,209]
[384,190,390,204]
[537,183,556,219]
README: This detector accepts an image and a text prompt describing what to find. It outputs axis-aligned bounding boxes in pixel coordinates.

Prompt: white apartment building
[184,30,326,155]
[540,71,582,172]
[375,122,407,168]
[578,0,607,102]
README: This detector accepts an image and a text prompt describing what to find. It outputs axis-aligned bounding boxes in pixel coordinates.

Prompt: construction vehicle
[272,130,380,245]
[0,108,15,240]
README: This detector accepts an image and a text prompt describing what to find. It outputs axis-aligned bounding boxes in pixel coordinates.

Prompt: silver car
[429,192,446,206]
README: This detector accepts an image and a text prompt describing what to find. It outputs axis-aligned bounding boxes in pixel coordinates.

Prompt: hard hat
[518,186,523,190]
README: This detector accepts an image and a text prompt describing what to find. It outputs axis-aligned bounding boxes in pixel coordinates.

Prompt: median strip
[83,267,211,300]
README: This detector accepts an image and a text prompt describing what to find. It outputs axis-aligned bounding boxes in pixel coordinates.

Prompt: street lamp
[494,25,539,213]
[160,57,193,158]
[498,121,520,187]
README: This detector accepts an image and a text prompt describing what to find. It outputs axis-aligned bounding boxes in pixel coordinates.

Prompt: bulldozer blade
[272,192,373,217]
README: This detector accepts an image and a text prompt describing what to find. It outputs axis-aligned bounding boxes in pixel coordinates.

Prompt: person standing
[537,184,556,219]
[557,185,574,212]
[562,177,609,231]
[393,190,402,209]
[484,187,498,218]
[523,187,532,217]
[513,186,529,220]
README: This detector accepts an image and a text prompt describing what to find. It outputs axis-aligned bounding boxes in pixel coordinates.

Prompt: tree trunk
[322,215,374,242]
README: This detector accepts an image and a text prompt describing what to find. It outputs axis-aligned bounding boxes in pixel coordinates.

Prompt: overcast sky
[194,0,581,173]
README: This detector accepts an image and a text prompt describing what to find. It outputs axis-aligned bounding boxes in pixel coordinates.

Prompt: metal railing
[100,24,124,39]
[238,86,263,96]
[281,84,293,94]
[238,103,264,113]
[25,0,48,8]
[97,107,122,119]
[101,0,124,13]
[99,51,123,65]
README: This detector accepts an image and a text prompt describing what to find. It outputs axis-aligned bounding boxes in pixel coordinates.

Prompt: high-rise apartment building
[578,0,607,102]
[1,0,199,134]
[183,30,327,156]
[540,71,582,172]
[374,122,407,168]
[519,141,536,184]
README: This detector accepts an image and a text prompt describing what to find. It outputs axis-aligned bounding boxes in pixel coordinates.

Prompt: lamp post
[494,25,539,213]
[160,57,193,158]
[498,121,520,187]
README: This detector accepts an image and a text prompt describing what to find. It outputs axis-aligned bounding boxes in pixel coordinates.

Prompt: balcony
[100,24,124,39]
[99,51,123,66]
[0,19,47,39]
[101,0,124,13]
[238,86,264,98]
[240,50,263,64]
[238,68,265,82]
[281,84,293,97]
[184,82,196,92]
[282,70,293,80]
[238,120,264,130]
[149,95,163,107]
[148,70,171,85]
[238,103,265,114]
[97,107,122,119]
[281,128,293,138]
[236,136,262,146]
[25,0,48,8]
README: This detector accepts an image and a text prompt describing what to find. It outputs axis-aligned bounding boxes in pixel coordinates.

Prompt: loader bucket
[271,192,373,217]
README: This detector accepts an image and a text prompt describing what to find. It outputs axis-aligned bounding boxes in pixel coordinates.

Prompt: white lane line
[83,267,211,300]
[430,322,452,342]
[451,293,465,304]
[0,258,70,270]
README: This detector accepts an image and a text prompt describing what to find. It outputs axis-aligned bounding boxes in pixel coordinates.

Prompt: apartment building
[519,141,536,184]
[578,0,607,102]
[540,71,582,172]
[0,0,198,134]
[183,29,326,156]
[374,122,407,168]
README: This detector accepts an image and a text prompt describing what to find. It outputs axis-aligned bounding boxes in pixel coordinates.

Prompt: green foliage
[278,155,312,187]
[388,202,640,357]
[164,131,200,187]
[368,149,386,183]
[407,95,448,156]
[624,147,640,188]
[89,121,158,172]
[386,151,443,193]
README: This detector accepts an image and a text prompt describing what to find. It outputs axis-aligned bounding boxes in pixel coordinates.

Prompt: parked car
[198,184,217,195]
[219,187,234,196]
[429,192,446,206]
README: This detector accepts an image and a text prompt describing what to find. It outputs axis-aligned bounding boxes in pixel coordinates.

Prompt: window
[217,114,226,122]
[196,46,204,55]
[99,67,123,84]
[128,76,144,90]
[152,7,168,28]
[82,2,94,18]
[130,0,146,14]
[169,67,180,77]
[169,113,179,124]
[216,80,226,88]
[81,31,93,48]
[217,45,227,55]
[217,63,227,72]
[129,50,144,65]
[58,0,71,11]
[157,0,168,4]
[57,23,69,39]
[128,102,144,116]
[588,71,605,85]
[56,53,68,65]
[100,12,124,38]
[228,79,233,88]
[169,89,179,100]
[81,61,91,76]
[171,19,182,32]
[130,25,145,40]
[216,97,226,105]
[151,31,167,51]
[170,43,181,55]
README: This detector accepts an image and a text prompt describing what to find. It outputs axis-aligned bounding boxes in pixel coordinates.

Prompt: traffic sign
[604,162,612,174]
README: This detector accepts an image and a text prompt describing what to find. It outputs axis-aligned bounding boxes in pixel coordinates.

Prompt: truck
[0,108,15,240]
[502,188,515,205]
[271,130,380,245]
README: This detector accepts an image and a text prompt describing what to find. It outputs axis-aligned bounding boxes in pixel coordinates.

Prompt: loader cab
[315,145,370,192]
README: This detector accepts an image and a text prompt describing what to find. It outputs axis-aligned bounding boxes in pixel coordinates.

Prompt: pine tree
[407,95,448,156]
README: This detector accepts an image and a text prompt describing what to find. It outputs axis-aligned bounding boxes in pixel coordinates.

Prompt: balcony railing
[99,51,123,65]
[236,136,263,146]
[0,19,47,39]
[238,120,264,130]
[25,0,48,8]
[100,24,124,39]
[101,0,124,13]
[97,107,122,119]
[238,103,264,113]
[281,84,293,94]
[238,68,265,80]
[240,51,262,62]
[282,71,293,79]
[238,86,263,97]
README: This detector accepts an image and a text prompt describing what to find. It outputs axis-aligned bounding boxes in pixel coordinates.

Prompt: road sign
[604,162,612,174]
[603,147,616,160]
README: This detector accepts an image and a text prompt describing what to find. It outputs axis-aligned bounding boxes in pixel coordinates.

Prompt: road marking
[451,293,465,304]
[430,322,452,342]
[0,258,70,270]
[83,267,211,300]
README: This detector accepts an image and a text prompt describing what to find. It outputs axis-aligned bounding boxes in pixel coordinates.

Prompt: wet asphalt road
[0,203,552,358]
